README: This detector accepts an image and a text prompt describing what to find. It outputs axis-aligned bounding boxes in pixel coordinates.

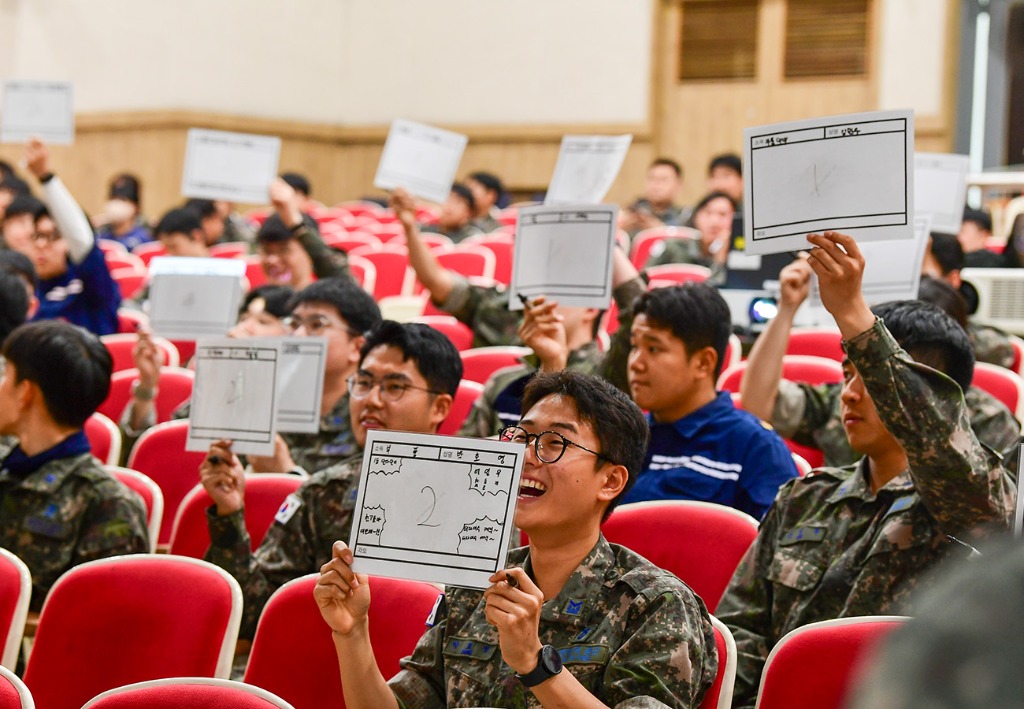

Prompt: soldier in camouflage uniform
[316,370,717,708]
[201,322,460,638]
[0,322,148,610]
[717,232,1015,709]
[421,184,485,245]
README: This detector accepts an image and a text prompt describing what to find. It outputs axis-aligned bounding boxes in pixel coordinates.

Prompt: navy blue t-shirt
[34,245,121,336]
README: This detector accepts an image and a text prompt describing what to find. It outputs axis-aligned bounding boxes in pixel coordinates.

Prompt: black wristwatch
[515,645,563,687]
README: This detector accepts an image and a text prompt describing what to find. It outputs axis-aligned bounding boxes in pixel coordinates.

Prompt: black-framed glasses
[347,374,442,402]
[498,425,608,465]
[31,229,61,244]
[282,314,358,337]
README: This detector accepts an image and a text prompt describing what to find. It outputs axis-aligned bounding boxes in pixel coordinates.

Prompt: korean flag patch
[275,494,303,525]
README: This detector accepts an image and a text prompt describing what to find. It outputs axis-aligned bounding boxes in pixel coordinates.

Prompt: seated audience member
[619,157,689,236]
[0,321,149,610]
[922,232,1016,369]
[315,370,717,708]
[201,321,459,638]
[645,191,737,279]
[465,171,505,233]
[184,198,229,247]
[216,200,256,244]
[741,261,1021,468]
[153,207,211,258]
[391,188,645,349]
[256,178,349,290]
[1002,211,1024,268]
[459,295,603,437]
[619,283,798,518]
[280,171,318,211]
[706,153,744,237]
[94,173,153,251]
[20,139,120,336]
[958,207,1004,268]
[0,251,38,319]
[0,270,30,344]
[422,183,484,244]
[717,232,1015,709]
[1,194,44,256]
[0,173,31,221]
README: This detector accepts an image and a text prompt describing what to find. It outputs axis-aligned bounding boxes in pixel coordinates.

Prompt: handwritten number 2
[417,486,440,527]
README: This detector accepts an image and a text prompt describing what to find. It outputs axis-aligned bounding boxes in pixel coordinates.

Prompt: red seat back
[718,355,844,394]
[786,328,845,362]
[108,467,165,552]
[417,315,475,352]
[438,380,486,435]
[84,412,121,466]
[0,666,31,709]
[971,361,1024,418]
[0,549,30,671]
[82,677,292,709]
[96,367,194,428]
[459,347,530,385]
[700,617,737,709]
[348,245,411,299]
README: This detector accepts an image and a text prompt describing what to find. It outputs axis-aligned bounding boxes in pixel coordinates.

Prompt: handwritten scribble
[417,486,441,527]
[457,516,502,556]
[358,505,386,540]
[467,466,510,497]
[368,456,402,476]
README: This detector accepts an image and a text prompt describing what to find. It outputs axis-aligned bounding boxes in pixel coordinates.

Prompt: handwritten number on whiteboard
[417,486,440,527]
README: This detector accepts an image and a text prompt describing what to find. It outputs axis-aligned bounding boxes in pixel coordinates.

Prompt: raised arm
[391,188,455,303]
[26,138,94,264]
[269,178,348,279]
[740,257,811,420]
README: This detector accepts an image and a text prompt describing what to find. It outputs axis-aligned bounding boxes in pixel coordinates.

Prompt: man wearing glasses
[19,138,120,335]
[314,370,717,708]
[201,320,461,639]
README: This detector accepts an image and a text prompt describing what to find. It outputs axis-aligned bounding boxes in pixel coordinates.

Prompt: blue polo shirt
[623,391,798,519]
[34,245,121,336]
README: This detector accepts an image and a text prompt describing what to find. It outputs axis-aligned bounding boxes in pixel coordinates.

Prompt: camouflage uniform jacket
[968,321,1016,370]
[716,318,1016,709]
[205,453,362,638]
[389,536,717,708]
[0,439,149,610]
[436,275,522,348]
[423,222,485,245]
[457,341,604,438]
[472,212,503,235]
[771,379,1021,469]
[280,393,358,475]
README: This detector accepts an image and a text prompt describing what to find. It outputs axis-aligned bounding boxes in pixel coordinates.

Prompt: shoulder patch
[274,494,303,524]
[426,592,444,627]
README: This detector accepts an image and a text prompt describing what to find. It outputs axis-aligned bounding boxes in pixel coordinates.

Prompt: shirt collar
[825,457,914,504]
[1,430,91,488]
[518,535,616,626]
[654,390,734,437]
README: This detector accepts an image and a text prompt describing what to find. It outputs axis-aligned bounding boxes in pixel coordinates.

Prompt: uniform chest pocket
[864,500,934,561]
[24,507,74,540]
[443,636,528,706]
[767,524,829,592]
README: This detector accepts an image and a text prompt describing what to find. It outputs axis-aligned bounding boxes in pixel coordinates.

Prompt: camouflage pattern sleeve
[599,276,648,393]
[769,379,808,439]
[846,318,1015,536]
[644,238,704,269]
[456,366,517,439]
[298,215,350,280]
[434,275,522,348]
[783,382,839,448]
[389,595,450,709]
[74,475,150,566]
[965,386,1022,455]
[968,322,1016,370]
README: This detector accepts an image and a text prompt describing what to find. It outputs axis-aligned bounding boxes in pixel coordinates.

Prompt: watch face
[540,644,563,673]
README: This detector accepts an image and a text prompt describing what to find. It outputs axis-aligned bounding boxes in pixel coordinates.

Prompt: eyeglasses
[282,314,358,337]
[498,426,608,465]
[31,230,61,244]
[347,374,442,402]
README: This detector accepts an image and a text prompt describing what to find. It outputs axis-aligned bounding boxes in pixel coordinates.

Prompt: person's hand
[24,138,51,179]
[484,568,544,674]
[389,188,417,230]
[634,209,664,231]
[314,541,371,636]
[778,256,813,312]
[806,231,874,337]
[248,434,296,473]
[618,207,640,232]
[199,440,246,516]
[132,331,163,390]
[518,296,569,372]
[268,177,303,227]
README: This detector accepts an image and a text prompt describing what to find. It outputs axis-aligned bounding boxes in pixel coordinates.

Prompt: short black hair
[871,300,974,392]
[359,321,462,397]
[0,175,31,199]
[2,321,112,427]
[2,194,45,224]
[651,157,683,178]
[240,285,295,320]
[631,283,732,377]
[692,191,737,216]
[520,370,650,520]
[154,208,202,239]
[708,153,742,176]
[916,275,968,330]
[184,198,218,220]
[109,174,141,206]
[0,270,30,345]
[256,214,294,244]
[288,277,382,335]
[0,250,38,289]
[450,183,477,213]
[467,171,504,198]
[929,232,964,274]
[962,207,993,234]
[281,172,311,197]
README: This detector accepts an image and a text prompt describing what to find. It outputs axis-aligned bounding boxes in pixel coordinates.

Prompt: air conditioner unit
[962,268,1024,336]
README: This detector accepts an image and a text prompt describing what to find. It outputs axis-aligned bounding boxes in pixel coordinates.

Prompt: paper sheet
[545,134,633,205]
[1,80,74,145]
[147,257,245,340]
[373,119,468,205]
[350,430,525,589]
[187,339,280,456]
[181,128,281,204]
[274,336,327,434]
[744,110,915,255]
[508,204,619,309]
[915,152,969,235]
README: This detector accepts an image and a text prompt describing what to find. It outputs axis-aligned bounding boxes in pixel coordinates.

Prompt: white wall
[0,0,652,125]
[878,0,949,117]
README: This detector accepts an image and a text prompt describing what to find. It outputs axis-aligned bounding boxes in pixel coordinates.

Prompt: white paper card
[181,128,281,204]
[187,338,281,456]
[274,336,327,433]
[1,81,74,145]
[373,119,468,205]
[545,134,633,205]
[915,152,969,235]
[147,257,245,340]
[508,204,618,310]
[744,110,915,255]
[350,430,525,589]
